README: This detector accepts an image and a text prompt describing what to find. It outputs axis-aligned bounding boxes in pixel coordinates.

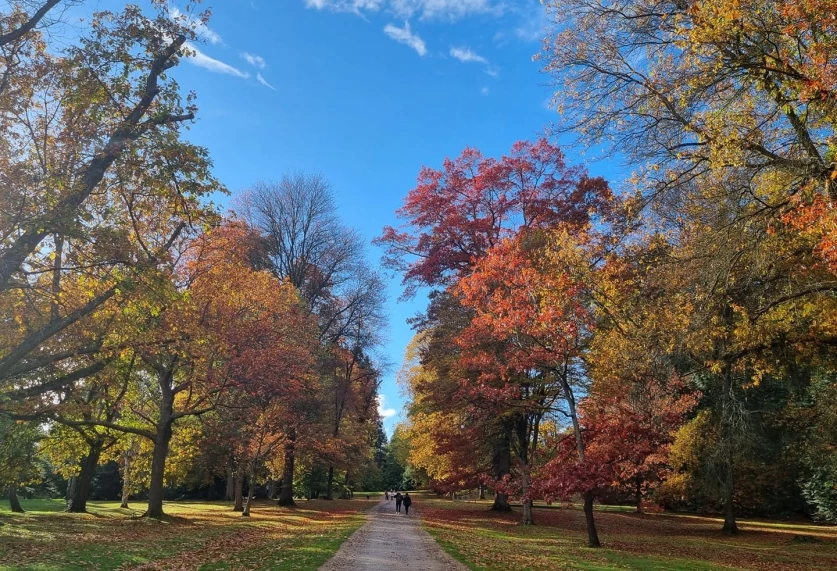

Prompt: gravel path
[318,500,468,571]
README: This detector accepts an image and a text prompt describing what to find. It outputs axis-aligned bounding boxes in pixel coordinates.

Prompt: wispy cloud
[481,86,490,96]
[377,395,396,419]
[170,7,223,45]
[186,44,249,78]
[450,46,497,77]
[304,0,499,20]
[305,0,384,13]
[256,73,276,90]
[383,21,427,56]
[241,52,267,69]
[450,46,487,64]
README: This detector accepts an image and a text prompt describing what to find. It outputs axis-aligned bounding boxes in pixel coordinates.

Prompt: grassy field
[418,496,837,571]
[0,498,374,570]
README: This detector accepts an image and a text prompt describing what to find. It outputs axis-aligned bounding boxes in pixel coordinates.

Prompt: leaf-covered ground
[0,498,374,570]
[419,496,837,571]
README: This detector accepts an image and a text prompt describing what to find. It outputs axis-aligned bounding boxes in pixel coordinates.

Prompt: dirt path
[318,500,468,571]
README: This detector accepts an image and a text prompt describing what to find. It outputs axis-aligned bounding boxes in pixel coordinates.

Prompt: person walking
[394,492,403,513]
[385,490,390,501]
[403,493,412,515]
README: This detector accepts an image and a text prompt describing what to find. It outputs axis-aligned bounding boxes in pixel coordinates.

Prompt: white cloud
[256,73,276,90]
[450,46,487,64]
[383,21,427,56]
[241,52,267,69]
[305,0,385,13]
[481,86,489,95]
[377,395,396,419]
[170,7,223,45]
[186,43,249,78]
[392,0,498,20]
[304,0,499,20]
[450,46,498,77]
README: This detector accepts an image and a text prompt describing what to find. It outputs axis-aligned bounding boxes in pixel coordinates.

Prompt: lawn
[0,498,374,570]
[418,496,837,571]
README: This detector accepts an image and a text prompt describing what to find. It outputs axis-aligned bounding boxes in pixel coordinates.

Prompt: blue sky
[77,0,612,435]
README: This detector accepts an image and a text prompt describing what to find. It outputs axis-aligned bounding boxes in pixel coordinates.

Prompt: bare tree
[237,172,387,506]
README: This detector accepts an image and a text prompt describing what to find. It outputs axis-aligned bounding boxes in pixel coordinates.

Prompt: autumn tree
[379,139,611,513]
[0,1,221,414]
[239,172,386,507]
[542,0,837,534]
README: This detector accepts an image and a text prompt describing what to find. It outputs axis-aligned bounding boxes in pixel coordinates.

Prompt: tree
[0,0,221,412]
[0,416,41,512]
[379,139,611,514]
[239,172,385,507]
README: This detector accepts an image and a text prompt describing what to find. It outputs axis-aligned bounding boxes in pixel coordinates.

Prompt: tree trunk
[562,376,601,547]
[490,422,512,512]
[520,468,534,525]
[67,441,103,513]
[225,459,235,501]
[635,478,643,514]
[277,436,296,507]
[65,476,77,508]
[326,465,335,500]
[146,366,176,519]
[120,448,131,509]
[234,470,245,512]
[8,486,23,513]
[242,467,256,517]
[722,478,739,535]
[267,479,277,499]
[721,362,739,535]
[583,492,601,548]
[479,484,485,500]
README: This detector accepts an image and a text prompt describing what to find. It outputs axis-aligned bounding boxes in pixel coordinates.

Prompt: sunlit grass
[417,494,837,571]
[0,498,373,571]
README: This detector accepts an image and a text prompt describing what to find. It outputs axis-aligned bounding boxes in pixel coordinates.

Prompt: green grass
[418,494,837,571]
[0,498,374,570]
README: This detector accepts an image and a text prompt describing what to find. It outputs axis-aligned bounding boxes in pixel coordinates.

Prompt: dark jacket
[403,495,412,507]
[394,493,403,504]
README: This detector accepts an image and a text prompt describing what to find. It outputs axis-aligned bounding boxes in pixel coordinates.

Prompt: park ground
[0,498,374,570]
[2,495,836,570]
[419,495,837,571]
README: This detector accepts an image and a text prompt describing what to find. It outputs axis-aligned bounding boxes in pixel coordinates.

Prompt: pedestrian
[394,491,403,513]
[403,493,412,515]
[385,490,389,501]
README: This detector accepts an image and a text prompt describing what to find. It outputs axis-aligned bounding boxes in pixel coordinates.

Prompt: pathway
[319,500,468,571]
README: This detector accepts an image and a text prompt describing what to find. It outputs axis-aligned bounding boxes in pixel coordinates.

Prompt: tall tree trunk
[343,470,352,499]
[277,435,296,507]
[120,448,131,509]
[8,486,23,513]
[479,484,485,500]
[234,470,245,512]
[267,479,277,499]
[721,362,739,535]
[326,465,335,500]
[520,472,534,525]
[490,422,512,512]
[146,368,175,519]
[562,376,600,547]
[635,478,643,514]
[65,475,77,508]
[582,492,601,547]
[225,458,235,501]
[67,440,103,513]
[242,466,256,517]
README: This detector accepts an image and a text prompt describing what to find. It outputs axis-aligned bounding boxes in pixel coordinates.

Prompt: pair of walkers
[393,492,412,515]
